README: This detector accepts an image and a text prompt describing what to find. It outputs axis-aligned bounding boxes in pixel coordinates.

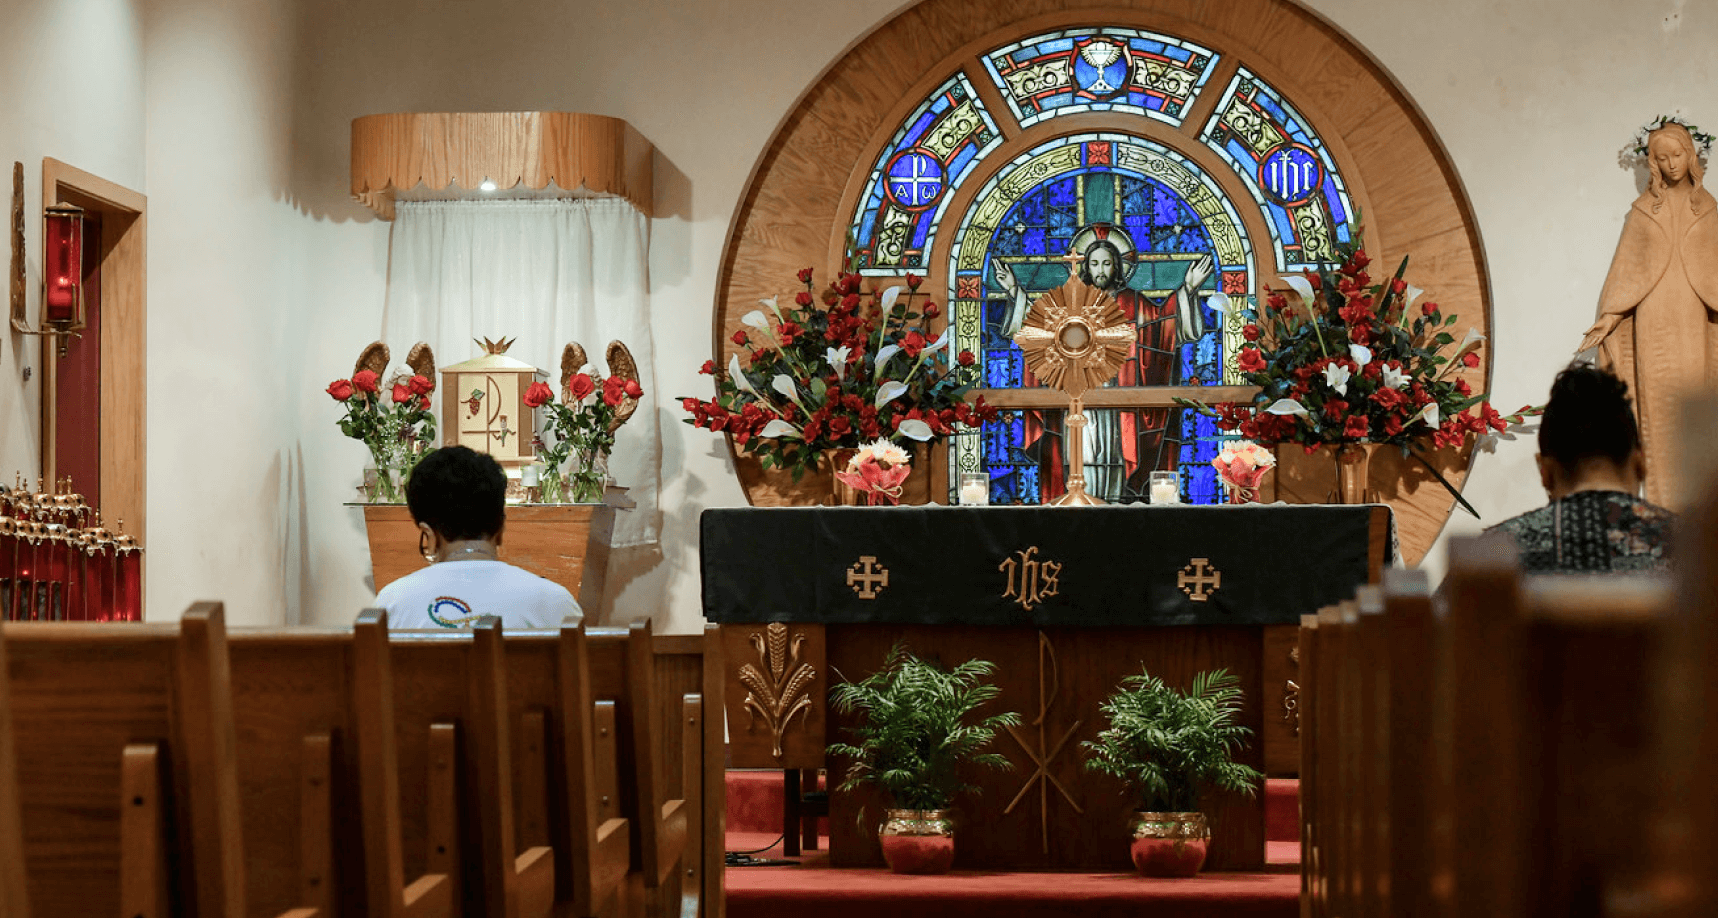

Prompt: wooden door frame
[39,158,146,552]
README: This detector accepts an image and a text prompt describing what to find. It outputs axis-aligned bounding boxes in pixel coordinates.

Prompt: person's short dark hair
[405,445,506,541]
[1538,362,1641,471]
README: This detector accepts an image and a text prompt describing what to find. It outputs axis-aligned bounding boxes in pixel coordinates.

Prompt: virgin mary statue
[1580,121,1718,508]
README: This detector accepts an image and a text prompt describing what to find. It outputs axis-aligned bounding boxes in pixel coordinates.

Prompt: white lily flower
[728,354,759,397]
[1282,274,1317,305]
[770,375,800,402]
[1323,363,1351,397]
[759,295,785,323]
[923,328,953,354]
[741,310,771,331]
[1265,399,1309,417]
[1207,292,1232,316]
[1348,344,1373,368]
[875,380,908,408]
[1403,284,1424,307]
[759,419,801,439]
[825,345,852,381]
[897,419,934,441]
[1412,402,1441,429]
[1460,328,1486,349]
[872,344,901,380]
[1380,364,1409,389]
[879,286,903,315]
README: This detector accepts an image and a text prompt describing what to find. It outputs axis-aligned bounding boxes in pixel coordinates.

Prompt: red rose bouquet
[684,268,998,479]
[528,370,642,503]
[328,343,437,502]
[1179,239,1538,516]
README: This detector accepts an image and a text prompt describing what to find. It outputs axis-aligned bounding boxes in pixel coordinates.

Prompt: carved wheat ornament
[738,623,817,760]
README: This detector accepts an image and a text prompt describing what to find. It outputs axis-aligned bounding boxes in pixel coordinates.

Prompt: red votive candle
[0,524,14,620]
[117,549,142,622]
[64,542,85,621]
[16,532,37,622]
[89,546,114,622]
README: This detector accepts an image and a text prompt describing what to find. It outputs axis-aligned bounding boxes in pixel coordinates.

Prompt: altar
[704,504,1392,871]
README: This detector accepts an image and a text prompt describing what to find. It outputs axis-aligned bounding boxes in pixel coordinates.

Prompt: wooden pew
[581,621,723,918]
[388,618,555,918]
[222,612,455,918]
[0,610,29,917]
[3,604,247,917]
[497,622,633,918]
[1300,538,1676,917]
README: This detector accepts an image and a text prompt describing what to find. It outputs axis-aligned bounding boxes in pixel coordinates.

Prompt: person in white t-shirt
[373,445,582,630]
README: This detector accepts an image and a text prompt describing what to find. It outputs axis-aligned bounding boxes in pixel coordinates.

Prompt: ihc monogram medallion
[846,556,890,599]
[1177,558,1221,602]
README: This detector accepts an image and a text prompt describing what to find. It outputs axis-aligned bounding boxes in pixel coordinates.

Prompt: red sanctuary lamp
[42,203,86,351]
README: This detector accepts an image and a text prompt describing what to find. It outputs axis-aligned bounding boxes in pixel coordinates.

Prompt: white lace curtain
[382,198,658,546]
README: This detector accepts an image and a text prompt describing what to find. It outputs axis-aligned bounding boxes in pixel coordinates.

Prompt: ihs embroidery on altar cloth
[1000,546,1063,612]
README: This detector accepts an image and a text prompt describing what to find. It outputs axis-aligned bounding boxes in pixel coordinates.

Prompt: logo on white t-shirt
[427,596,481,629]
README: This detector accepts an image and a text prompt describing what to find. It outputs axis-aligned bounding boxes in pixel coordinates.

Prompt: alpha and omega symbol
[1000,546,1063,612]
[1177,558,1221,602]
[846,556,890,600]
[1258,143,1323,206]
[884,150,946,211]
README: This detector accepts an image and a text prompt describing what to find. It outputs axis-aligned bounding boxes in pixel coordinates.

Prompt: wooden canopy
[350,112,654,219]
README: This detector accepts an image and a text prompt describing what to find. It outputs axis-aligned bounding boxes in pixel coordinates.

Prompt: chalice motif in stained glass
[1075,39,1127,96]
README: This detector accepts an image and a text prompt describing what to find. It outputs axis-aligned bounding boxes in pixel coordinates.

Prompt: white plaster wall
[141,0,338,624]
[18,0,1707,629]
[0,0,146,494]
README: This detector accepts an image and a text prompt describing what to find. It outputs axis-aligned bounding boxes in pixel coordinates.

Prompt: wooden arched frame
[714,0,1491,565]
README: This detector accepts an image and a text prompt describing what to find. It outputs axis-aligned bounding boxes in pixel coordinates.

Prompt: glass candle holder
[1148,471,1180,505]
[958,472,990,506]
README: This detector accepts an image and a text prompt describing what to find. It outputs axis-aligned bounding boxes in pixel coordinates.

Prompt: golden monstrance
[1012,277,1136,506]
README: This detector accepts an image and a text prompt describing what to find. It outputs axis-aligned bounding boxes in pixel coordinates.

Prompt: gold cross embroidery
[1177,558,1221,601]
[846,556,889,599]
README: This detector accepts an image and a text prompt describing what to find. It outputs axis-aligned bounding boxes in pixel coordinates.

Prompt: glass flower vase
[362,466,401,503]
[570,451,610,504]
[538,467,568,504]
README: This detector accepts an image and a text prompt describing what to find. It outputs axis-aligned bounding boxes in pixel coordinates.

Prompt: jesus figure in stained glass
[996,228,1212,501]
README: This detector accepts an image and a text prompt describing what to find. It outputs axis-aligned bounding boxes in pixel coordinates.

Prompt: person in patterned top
[1485,363,1673,573]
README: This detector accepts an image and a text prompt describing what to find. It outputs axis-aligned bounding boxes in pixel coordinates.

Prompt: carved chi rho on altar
[438,337,545,466]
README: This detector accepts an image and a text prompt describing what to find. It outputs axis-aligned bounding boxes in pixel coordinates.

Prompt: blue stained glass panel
[980,28,1221,130]
[948,133,1255,506]
[1198,68,1357,269]
[849,73,1002,275]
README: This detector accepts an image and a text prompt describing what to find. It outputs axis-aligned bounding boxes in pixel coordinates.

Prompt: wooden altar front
[704,505,1391,872]
[362,502,614,611]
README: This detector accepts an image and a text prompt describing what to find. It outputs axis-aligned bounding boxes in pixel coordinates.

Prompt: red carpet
[725,771,1301,917]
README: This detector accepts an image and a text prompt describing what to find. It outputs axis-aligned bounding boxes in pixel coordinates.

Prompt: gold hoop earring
[419,531,436,563]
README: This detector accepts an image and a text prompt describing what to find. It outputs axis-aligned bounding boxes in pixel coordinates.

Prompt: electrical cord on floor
[724,834,799,867]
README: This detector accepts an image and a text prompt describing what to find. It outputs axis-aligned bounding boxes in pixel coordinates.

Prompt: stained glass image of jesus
[996,224,1213,501]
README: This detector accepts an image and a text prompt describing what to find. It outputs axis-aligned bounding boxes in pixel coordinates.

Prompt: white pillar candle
[959,483,988,505]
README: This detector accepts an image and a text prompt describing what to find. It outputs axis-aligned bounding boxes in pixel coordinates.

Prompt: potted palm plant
[826,643,1020,873]
[1082,667,1264,877]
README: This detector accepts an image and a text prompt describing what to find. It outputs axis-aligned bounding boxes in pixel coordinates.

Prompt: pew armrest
[655,799,689,886]
[401,873,453,918]
[513,845,555,918]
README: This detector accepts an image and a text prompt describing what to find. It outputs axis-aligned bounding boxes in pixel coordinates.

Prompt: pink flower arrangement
[1211,440,1276,503]
[834,439,913,506]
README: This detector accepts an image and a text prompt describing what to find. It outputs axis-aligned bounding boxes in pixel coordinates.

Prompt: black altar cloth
[700,504,1390,628]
